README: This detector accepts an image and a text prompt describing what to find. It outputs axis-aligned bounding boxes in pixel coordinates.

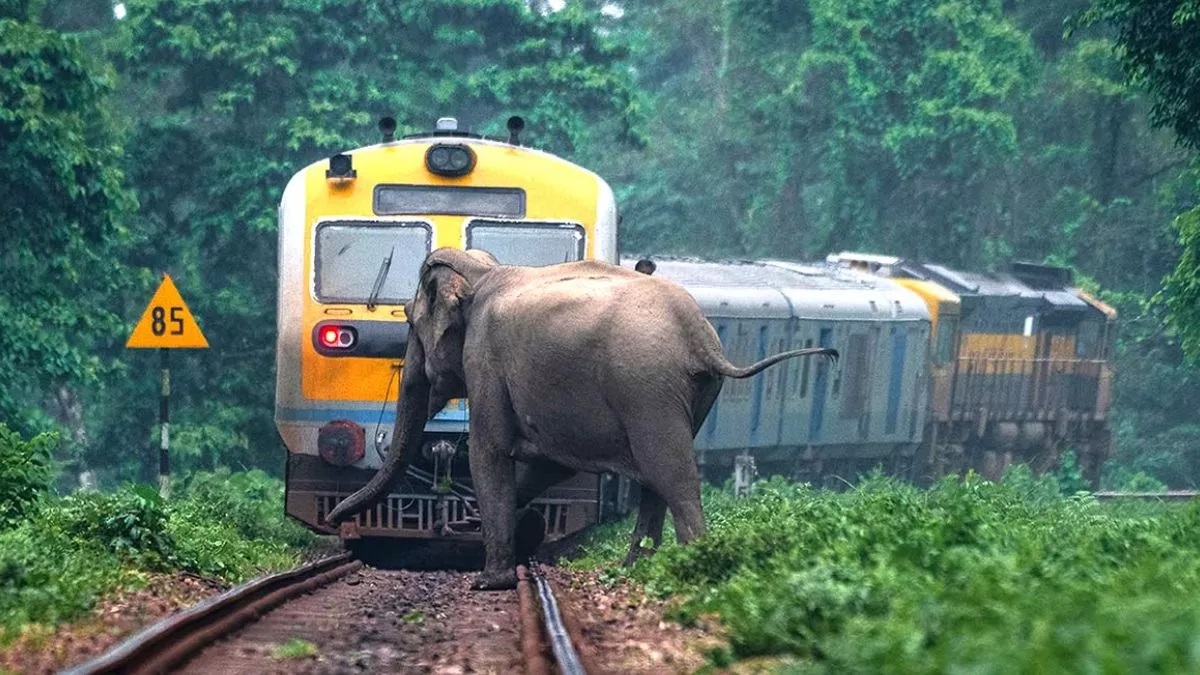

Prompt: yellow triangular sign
[126,274,209,349]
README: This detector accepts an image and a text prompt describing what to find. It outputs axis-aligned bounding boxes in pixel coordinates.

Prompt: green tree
[1164,209,1200,360]
[606,0,1037,266]
[1082,0,1200,151]
[607,0,1194,284]
[1082,1,1200,361]
[1099,288,1200,487]
[0,0,133,441]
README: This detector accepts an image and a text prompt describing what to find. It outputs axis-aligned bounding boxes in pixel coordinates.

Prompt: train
[633,254,1115,490]
[274,115,1116,548]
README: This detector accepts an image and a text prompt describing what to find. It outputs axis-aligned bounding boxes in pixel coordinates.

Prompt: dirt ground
[0,572,227,675]
[546,567,726,674]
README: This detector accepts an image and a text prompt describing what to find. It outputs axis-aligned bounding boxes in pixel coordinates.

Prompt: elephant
[327,248,837,590]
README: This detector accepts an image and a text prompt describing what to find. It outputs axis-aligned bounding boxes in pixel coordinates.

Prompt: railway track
[1092,490,1199,501]
[518,563,599,675]
[64,553,597,674]
[62,553,362,675]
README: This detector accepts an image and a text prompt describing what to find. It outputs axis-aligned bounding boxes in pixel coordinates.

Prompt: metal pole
[159,347,170,498]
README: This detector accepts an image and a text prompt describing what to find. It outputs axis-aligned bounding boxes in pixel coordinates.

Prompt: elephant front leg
[468,437,519,591]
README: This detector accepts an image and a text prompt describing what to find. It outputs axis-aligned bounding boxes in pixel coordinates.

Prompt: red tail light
[319,325,357,349]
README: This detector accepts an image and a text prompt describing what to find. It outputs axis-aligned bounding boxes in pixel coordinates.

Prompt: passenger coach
[629,258,933,486]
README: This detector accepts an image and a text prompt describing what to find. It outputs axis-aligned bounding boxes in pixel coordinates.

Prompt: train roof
[288,116,612,188]
[827,251,1092,312]
[620,257,930,322]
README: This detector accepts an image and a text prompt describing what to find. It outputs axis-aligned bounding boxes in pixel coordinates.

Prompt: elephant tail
[710,347,838,379]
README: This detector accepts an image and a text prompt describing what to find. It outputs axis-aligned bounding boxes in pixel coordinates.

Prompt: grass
[272,638,318,660]
[0,448,316,645]
[569,468,1200,673]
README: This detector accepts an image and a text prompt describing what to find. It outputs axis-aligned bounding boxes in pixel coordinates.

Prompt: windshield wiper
[367,246,395,311]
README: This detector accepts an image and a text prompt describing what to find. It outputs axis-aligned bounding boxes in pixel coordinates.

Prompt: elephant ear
[422,268,464,312]
[418,265,475,346]
[417,264,473,401]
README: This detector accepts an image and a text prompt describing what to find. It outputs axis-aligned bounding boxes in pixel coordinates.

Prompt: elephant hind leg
[623,487,667,566]
[690,373,723,438]
[628,418,707,545]
[514,506,547,561]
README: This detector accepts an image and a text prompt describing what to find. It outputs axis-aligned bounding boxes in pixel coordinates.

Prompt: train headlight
[326,153,356,181]
[425,143,475,177]
[318,419,365,466]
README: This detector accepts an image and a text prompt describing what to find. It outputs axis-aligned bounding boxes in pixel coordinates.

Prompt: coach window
[466,220,585,267]
[798,338,814,398]
[840,333,870,418]
[315,220,431,304]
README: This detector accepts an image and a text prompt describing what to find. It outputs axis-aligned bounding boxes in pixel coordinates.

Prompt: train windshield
[466,221,585,267]
[315,221,431,304]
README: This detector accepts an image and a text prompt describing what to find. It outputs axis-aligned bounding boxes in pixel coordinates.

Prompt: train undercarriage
[696,417,1111,492]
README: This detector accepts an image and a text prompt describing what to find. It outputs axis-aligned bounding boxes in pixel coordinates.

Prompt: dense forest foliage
[2,0,1197,488]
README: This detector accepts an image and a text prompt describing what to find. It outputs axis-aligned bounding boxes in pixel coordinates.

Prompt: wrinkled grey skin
[327,248,838,590]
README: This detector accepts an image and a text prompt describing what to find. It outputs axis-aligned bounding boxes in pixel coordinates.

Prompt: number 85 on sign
[126,274,209,349]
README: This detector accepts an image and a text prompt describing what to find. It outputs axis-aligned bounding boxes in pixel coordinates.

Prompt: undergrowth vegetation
[572,469,1200,673]
[0,425,314,643]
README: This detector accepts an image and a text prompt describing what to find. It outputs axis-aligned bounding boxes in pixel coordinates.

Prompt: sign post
[126,274,209,497]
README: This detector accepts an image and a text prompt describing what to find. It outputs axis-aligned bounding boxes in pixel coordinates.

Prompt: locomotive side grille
[952,358,1105,418]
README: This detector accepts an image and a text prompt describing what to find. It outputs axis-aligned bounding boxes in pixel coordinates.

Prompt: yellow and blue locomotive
[275,117,618,541]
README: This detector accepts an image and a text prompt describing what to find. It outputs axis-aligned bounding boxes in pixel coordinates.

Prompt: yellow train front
[275,116,618,542]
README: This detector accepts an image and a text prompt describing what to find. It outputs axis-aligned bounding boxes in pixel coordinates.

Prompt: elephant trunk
[325,346,431,525]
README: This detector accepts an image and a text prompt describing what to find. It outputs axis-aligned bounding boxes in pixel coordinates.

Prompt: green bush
[0,424,57,529]
[167,471,314,578]
[576,475,1200,672]
[0,523,126,634]
[0,472,314,643]
[40,485,177,568]
[172,469,313,549]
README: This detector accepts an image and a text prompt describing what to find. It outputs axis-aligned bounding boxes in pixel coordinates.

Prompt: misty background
[3,0,1198,489]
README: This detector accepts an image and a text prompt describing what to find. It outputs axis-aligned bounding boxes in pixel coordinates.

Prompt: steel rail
[532,566,586,675]
[1093,490,1199,501]
[517,564,553,675]
[62,552,361,675]
[518,563,598,675]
